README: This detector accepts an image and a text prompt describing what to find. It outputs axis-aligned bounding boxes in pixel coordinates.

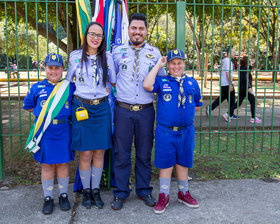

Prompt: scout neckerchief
[25,79,70,153]
[172,73,186,109]
[88,54,100,88]
[130,41,145,82]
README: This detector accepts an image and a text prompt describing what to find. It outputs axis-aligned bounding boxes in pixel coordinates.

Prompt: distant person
[233,56,262,123]
[206,48,237,122]
[12,63,18,78]
[143,49,202,214]
[23,53,75,215]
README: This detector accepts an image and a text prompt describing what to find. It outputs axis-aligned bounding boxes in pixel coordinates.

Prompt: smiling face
[45,65,63,83]
[86,24,104,54]
[128,20,147,47]
[167,58,185,77]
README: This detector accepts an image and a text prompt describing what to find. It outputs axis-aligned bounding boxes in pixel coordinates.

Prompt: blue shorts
[154,124,195,169]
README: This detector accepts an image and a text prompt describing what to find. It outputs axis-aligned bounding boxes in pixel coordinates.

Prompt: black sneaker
[91,188,104,209]
[82,188,92,209]
[229,114,239,119]
[139,194,156,207]
[42,196,54,215]
[111,197,125,210]
[59,193,71,211]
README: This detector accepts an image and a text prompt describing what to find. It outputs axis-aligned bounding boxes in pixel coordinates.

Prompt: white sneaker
[250,117,262,123]
[223,113,231,122]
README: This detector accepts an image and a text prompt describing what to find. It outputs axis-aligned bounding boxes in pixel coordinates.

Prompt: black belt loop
[115,101,153,111]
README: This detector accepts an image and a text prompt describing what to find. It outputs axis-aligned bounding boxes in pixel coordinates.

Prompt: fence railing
[0,0,280,180]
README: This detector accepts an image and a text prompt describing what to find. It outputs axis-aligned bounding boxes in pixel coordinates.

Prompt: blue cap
[167,49,185,62]
[44,53,64,67]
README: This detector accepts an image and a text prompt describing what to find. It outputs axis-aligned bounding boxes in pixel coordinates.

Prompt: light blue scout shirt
[112,42,166,104]
[66,49,116,99]
[23,79,75,119]
[152,74,203,127]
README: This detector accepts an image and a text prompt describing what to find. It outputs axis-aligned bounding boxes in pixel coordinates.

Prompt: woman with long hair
[66,22,116,209]
[233,56,262,123]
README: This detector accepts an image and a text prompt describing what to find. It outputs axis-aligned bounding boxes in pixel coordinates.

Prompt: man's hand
[230,84,234,92]
[248,88,253,94]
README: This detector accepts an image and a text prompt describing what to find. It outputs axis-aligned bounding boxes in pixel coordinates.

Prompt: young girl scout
[66,22,116,209]
[23,53,75,215]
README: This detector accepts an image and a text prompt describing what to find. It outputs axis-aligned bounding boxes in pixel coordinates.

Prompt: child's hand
[156,56,167,68]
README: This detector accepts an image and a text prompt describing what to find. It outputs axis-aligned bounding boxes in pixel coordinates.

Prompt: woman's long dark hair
[80,22,108,87]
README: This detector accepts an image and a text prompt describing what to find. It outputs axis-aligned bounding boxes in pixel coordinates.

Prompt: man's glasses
[87,32,103,39]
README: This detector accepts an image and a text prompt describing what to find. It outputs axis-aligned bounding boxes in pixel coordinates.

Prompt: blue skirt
[71,97,112,151]
[33,123,75,164]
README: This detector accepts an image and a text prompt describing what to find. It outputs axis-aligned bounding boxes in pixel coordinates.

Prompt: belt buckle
[53,119,58,125]
[90,99,100,105]
[172,126,179,131]
[130,105,140,111]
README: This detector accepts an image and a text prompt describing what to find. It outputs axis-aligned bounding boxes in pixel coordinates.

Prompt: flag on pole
[76,0,92,45]
[96,0,105,27]
[112,0,122,47]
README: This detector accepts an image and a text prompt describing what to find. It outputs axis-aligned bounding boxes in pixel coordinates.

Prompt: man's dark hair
[129,13,147,28]
[240,56,248,68]
[226,47,231,54]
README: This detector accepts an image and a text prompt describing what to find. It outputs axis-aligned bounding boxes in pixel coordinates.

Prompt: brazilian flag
[76,0,92,45]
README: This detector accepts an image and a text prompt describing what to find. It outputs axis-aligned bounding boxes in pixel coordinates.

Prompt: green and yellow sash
[25,79,70,153]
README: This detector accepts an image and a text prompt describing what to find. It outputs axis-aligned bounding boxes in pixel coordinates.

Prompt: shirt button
[136,84,138,86]
[136,94,138,96]
[94,95,96,97]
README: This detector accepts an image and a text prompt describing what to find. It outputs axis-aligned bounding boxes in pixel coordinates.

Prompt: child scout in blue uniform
[23,53,75,215]
[143,49,203,214]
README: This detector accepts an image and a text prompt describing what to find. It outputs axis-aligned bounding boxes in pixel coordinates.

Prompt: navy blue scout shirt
[152,74,203,127]
[23,79,75,119]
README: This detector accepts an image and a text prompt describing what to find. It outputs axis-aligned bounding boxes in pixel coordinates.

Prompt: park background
[0,0,280,187]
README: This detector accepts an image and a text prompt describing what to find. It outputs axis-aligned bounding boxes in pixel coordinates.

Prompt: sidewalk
[1,179,280,224]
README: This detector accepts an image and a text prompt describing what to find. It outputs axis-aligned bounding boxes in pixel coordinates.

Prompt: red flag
[96,0,104,27]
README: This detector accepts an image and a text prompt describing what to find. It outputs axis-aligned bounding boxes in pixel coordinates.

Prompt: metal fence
[0,0,280,180]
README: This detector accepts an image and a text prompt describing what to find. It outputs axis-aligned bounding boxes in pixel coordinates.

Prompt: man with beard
[111,13,166,210]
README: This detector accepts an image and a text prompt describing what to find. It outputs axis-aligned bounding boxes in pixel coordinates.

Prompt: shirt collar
[46,78,63,86]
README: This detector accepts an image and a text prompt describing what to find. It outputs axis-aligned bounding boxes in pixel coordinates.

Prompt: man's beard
[130,39,144,47]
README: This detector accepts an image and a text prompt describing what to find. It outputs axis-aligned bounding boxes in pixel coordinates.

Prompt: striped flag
[25,80,70,153]
[112,0,122,47]
[76,0,92,45]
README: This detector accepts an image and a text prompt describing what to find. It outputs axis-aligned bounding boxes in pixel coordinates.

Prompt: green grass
[1,100,280,186]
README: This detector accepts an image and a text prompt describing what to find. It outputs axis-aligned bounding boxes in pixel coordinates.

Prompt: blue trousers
[113,105,155,199]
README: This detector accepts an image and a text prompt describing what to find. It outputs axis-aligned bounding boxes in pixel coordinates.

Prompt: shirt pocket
[75,67,88,85]
[119,58,132,75]
[185,87,196,104]
[143,58,156,72]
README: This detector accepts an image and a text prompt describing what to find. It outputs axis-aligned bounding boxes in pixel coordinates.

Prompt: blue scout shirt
[23,79,75,119]
[66,49,116,99]
[152,74,203,126]
[112,42,166,104]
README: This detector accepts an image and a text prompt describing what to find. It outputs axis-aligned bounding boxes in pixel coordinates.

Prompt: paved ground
[0,179,280,224]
